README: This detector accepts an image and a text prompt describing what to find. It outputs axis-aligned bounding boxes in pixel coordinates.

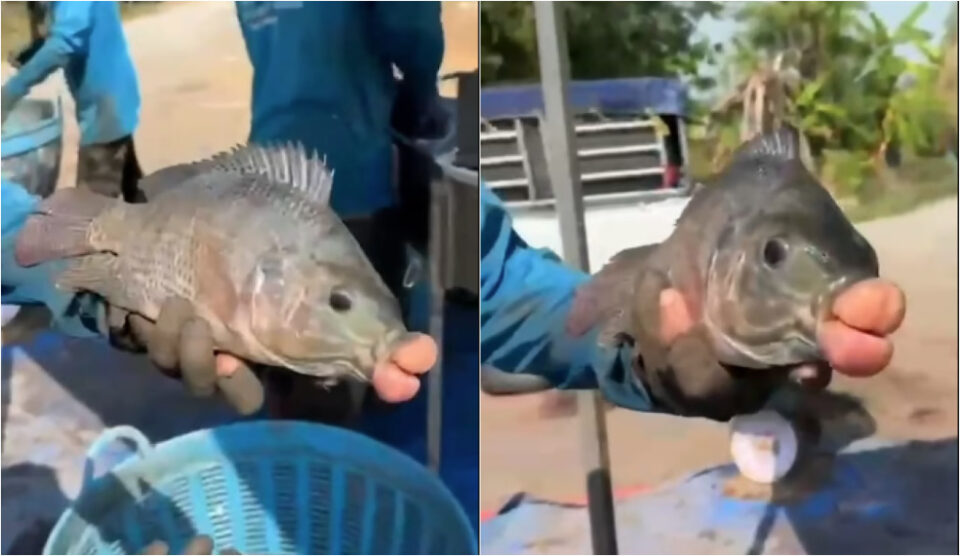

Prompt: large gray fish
[567,126,880,420]
[15,143,408,383]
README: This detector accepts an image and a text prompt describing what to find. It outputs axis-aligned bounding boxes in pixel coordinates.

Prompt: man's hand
[110,297,266,415]
[657,277,906,379]
[639,278,905,421]
[112,297,437,412]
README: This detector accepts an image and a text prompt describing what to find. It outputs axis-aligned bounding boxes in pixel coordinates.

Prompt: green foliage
[844,156,958,222]
[939,4,958,144]
[820,149,874,199]
[885,64,951,157]
[480,2,538,85]
[722,0,952,175]
[731,2,868,80]
[480,1,722,87]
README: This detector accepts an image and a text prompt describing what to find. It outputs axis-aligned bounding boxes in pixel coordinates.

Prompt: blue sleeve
[478,185,655,411]
[370,1,444,103]
[2,2,93,103]
[1,181,104,338]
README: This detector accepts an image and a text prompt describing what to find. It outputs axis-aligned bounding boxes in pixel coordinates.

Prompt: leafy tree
[722,1,948,161]
[939,3,958,155]
[731,2,868,81]
[480,1,722,88]
[852,3,945,161]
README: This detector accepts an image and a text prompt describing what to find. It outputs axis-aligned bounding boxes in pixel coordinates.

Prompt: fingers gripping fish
[567,126,881,420]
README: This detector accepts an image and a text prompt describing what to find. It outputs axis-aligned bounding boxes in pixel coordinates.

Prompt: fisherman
[230,0,477,528]
[235,1,447,296]
[1,1,144,202]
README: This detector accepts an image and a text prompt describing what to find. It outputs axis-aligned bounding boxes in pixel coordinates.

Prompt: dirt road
[481,196,959,510]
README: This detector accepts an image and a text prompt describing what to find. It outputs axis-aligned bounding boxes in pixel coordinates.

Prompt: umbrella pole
[533,3,619,554]
[427,164,447,475]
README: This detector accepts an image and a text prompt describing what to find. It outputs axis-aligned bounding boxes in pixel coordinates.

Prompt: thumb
[659,288,695,345]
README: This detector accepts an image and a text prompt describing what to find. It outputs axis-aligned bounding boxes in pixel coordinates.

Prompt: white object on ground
[729,410,798,483]
[2,305,21,327]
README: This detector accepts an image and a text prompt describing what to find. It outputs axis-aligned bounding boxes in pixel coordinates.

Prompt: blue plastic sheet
[480,437,958,554]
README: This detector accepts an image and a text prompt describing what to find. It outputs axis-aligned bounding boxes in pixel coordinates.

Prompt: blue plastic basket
[43,422,477,555]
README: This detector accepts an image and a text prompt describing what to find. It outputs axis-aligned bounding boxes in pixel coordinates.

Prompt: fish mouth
[281,357,368,382]
[276,327,407,382]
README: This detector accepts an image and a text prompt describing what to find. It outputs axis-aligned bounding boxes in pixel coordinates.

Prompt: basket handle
[81,425,154,490]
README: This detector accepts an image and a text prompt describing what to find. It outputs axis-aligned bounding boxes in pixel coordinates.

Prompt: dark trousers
[76,135,145,202]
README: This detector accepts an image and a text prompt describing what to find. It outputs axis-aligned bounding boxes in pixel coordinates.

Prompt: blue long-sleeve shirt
[1,180,104,336]
[2,1,140,146]
[236,1,444,218]
[479,185,654,411]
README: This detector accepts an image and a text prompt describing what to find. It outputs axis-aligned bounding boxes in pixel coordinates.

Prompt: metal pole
[534,3,618,554]
[427,166,447,475]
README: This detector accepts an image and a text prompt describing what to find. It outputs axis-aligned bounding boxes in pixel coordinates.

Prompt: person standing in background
[234,0,477,530]
[2,1,144,202]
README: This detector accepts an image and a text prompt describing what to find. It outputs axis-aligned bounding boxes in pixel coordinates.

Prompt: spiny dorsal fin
[210,142,334,205]
[732,125,801,164]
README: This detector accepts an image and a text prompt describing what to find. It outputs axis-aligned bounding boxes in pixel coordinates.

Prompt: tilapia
[15,143,408,382]
[567,126,881,420]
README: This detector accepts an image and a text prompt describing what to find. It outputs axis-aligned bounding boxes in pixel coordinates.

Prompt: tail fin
[14,188,114,267]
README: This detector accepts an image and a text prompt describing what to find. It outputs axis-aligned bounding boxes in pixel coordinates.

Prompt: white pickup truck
[479,78,695,393]
[480,78,694,272]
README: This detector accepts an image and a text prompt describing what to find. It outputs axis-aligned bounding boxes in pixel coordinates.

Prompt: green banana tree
[853,2,947,165]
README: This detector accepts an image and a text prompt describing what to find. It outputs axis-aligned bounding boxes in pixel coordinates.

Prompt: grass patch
[2,2,167,61]
[845,157,958,223]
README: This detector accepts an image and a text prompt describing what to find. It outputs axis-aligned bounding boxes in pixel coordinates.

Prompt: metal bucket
[1,96,64,343]
[1,96,63,198]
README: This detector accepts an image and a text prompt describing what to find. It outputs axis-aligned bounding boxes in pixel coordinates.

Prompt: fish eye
[762,238,789,268]
[329,289,352,312]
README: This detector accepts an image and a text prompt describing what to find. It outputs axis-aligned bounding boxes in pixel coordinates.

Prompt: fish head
[701,127,880,369]
[243,245,407,381]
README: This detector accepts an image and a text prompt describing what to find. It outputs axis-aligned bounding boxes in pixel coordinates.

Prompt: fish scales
[17,143,406,381]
